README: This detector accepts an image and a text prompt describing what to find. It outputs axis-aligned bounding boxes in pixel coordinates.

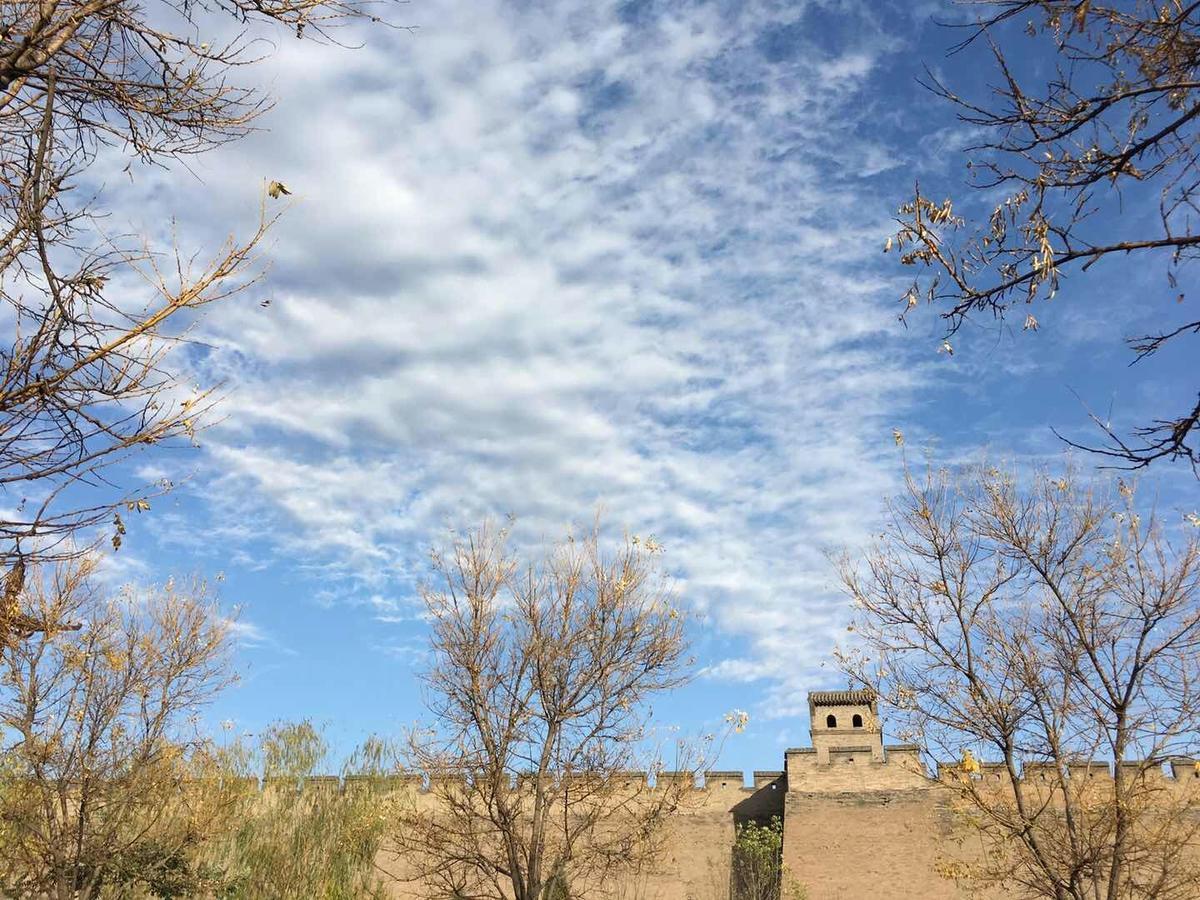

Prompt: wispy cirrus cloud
[224,619,297,656]
[104,0,954,725]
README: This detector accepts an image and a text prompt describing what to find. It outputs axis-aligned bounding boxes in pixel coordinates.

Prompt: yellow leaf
[960,749,980,775]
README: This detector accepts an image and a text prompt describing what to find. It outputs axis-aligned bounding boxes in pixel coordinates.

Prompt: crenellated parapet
[1171,758,1200,783]
[787,743,931,792]
[703,770,743,790]
[655,771,697,791]
[753,770,783,789]
[929,758,1200,792]
[304,774,342,794]
[613,770,648,790]
[1067,761,1110,782]
[206,768,838,796]
[218,756,1200,799]
[1118,760,1166,782]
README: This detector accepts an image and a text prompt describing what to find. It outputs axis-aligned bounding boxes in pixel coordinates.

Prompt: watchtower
[808,689,882,764]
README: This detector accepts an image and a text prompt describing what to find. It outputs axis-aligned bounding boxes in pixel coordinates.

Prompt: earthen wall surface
[358,756,1200,899]
[364,690,1200,898]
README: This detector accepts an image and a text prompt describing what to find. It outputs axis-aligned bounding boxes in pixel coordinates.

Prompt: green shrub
[200,722,394,900]
[731,817,805,900]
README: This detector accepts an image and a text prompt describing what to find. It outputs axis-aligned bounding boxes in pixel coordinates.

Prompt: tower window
[852,714,863,728]
[826,714,837,728]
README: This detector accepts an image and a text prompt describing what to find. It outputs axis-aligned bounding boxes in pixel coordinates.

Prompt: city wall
[269,690,1200,899]
[261,756,1200,899]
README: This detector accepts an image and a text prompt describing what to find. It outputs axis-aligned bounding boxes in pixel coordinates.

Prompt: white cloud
[225,618,296,655]
[372,637,432,666]
[115,0,931,718]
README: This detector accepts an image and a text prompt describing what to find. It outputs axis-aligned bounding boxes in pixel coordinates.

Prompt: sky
[90,0,1200,777]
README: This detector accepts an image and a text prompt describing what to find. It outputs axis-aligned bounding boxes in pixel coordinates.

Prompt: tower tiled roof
[808,689,875,707]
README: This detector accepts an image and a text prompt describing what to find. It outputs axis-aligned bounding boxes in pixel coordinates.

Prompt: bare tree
[0,558,235,898]
[836,461,1200,899]
[394,521,723,900]
[889,1,1200,472]
[0,0,396,630]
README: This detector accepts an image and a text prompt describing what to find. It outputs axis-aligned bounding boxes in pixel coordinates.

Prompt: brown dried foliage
[0,558,235,899]
[890,2,1200,472]
[0,0,395,606]
[837,462,1200,899]
[393,521,716,900]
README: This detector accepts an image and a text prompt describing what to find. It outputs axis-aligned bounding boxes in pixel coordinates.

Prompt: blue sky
[92,0,1200,776]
